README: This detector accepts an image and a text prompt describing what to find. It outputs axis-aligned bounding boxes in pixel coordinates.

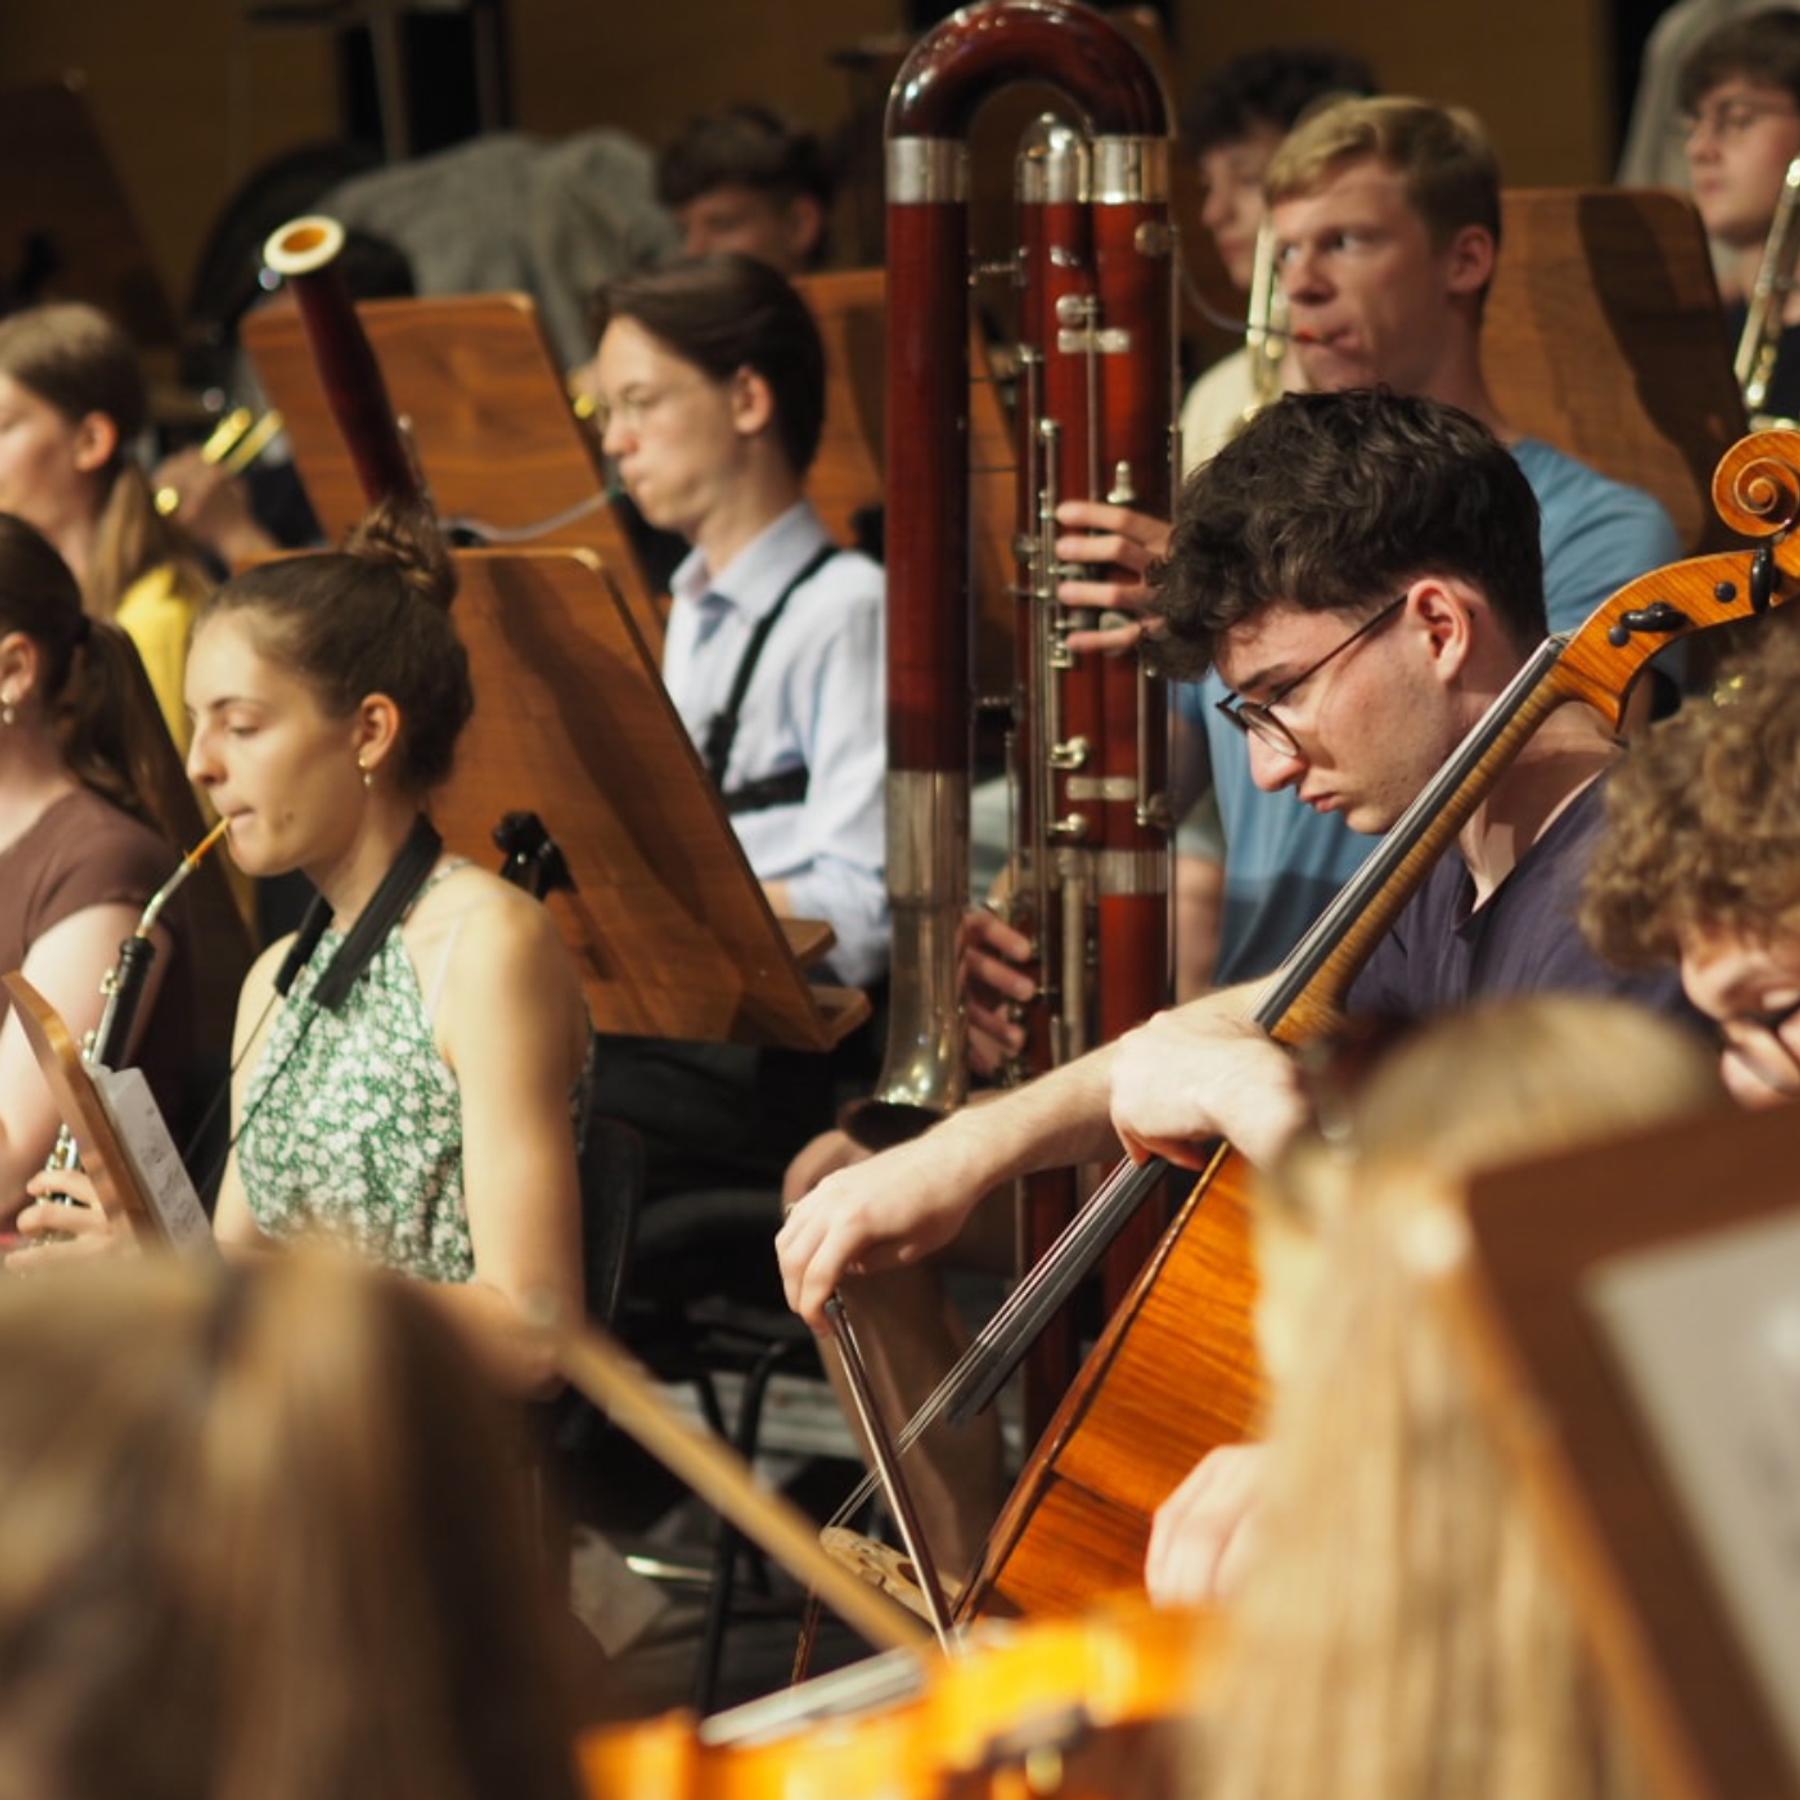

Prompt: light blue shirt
[1178,437,1684,983]
[665,500,889,988]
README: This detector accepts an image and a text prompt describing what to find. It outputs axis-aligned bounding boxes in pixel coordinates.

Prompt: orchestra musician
[0,512,202,1217]
[1677,9,1800,418]
[1178,44,1377,470]
[1585,618,1800,1106]
[790,90,1702,1556]
[778,386,1699,1595]
[1049,96,1682,998]
[1196,994,1717,1796]
[585,253,887,1201]
[0,304,213,755]
[656,104,835,274]
[0,1254,582,1800]
[13,501,591,1401]
[791,92,1697,1532]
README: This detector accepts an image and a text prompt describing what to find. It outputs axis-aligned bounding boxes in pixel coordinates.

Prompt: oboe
[41,818,230,1197]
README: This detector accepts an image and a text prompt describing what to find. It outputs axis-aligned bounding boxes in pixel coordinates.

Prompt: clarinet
[41,818,230,1200]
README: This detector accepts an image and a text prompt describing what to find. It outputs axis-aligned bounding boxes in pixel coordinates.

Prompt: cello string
[822,1151,1162,1530]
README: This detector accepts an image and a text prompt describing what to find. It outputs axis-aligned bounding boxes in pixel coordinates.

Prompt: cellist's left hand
[1107,1005,1306,1170]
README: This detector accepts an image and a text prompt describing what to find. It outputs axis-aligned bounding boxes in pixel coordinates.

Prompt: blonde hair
[0,303,209,621]
[0,1255,581,1800]
[1202,996,1721,1800]
[1265,95,1502,252]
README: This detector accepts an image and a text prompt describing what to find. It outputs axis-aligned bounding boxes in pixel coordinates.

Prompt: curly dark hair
[1151,388,1545,678]
[1183,45,1379,157]
[1584,620,1800,966]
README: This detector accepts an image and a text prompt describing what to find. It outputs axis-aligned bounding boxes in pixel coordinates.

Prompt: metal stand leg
[690,1335,790,1713]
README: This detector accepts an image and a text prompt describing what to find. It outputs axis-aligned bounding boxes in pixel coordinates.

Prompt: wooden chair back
[1488,189,1746,552]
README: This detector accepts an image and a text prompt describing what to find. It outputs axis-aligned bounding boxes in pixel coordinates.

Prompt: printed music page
[94,1066,217,1258]
[1586,1209,1800,1777]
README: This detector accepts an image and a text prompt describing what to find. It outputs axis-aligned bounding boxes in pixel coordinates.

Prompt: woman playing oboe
[15,502,590,1397]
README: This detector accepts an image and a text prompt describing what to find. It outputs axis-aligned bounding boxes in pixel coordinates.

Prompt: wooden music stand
[0,75,178,353]
[242,292,666,648]
[797,268,1016,688]
[1,975,155,1244]
[1441,1098,1800,1800]
[1488,189,1747,554]
[442,546,870,1050]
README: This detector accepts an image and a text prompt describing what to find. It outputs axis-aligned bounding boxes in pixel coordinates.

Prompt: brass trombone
[1736,154,1800,428]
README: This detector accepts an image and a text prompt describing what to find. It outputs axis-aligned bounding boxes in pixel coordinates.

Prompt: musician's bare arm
[431,885,588,1397]
[778,1040,1122,1331]
[1106,1001,1305,1171]
[777,978,1278,1330]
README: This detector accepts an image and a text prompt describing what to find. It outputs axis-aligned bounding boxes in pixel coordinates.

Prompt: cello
[949,430,1800,1617]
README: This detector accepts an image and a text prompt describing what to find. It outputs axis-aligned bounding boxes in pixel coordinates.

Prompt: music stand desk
[443,546,870,1051]
[1445,1099,1800,1799]
[244,291,666,649]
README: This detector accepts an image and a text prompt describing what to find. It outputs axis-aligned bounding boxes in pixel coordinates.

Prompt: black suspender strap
[700,541,840,794]
[721,767,811,816]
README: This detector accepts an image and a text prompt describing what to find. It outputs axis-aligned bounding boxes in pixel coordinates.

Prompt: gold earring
[0,701,13,727]
[358,758,373,790]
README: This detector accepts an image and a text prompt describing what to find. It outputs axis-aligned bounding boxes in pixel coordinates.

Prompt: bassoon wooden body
[872,0,1177,1432]
[261,215,423,512]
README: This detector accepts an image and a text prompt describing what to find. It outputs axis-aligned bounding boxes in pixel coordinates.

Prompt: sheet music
[1587,1209,1800,1774]
[93,1066,217,1258]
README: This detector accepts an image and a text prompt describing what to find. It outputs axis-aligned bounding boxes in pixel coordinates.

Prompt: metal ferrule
[1016,115,1088,204]
[1098,848,1170,895]
[1091,137,1170,204]
[870,770,970,1119]
[888,138,968,204]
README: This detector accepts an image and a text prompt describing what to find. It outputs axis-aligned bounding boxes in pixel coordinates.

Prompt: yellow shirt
[114,563,200,757]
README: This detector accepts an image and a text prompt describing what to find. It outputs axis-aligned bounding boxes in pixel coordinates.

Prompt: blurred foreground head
[1203,995,1719,1800]
[0,1254,578,1800]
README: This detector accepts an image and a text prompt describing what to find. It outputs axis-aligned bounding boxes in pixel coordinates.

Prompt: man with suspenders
[587,254,887,1198]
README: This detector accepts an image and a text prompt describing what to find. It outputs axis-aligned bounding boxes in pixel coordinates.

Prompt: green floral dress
[237,865,476,1282]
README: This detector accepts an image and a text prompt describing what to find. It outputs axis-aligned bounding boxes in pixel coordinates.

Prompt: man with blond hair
[1046,95,1682,996]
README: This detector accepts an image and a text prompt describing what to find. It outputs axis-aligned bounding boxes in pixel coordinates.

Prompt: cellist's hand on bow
[1054,500,1172,655]
[777,1121,998,1333]
[1108,1005,1306,1170]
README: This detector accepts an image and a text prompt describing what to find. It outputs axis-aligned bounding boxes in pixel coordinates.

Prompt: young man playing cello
[778,386,1698,1602]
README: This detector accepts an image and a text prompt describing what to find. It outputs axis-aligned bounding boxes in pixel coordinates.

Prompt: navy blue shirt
[1345,773,1698,1029]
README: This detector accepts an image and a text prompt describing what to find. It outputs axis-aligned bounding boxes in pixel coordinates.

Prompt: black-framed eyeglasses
[1718,992,1800,1094]
[1673,99,1800,145]
[1213,594,1407,759]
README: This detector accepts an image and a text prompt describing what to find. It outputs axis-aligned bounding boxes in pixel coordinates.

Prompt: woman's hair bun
[342,496,457,611]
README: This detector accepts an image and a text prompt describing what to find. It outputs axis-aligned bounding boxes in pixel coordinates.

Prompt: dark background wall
[1,0,1645,317]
